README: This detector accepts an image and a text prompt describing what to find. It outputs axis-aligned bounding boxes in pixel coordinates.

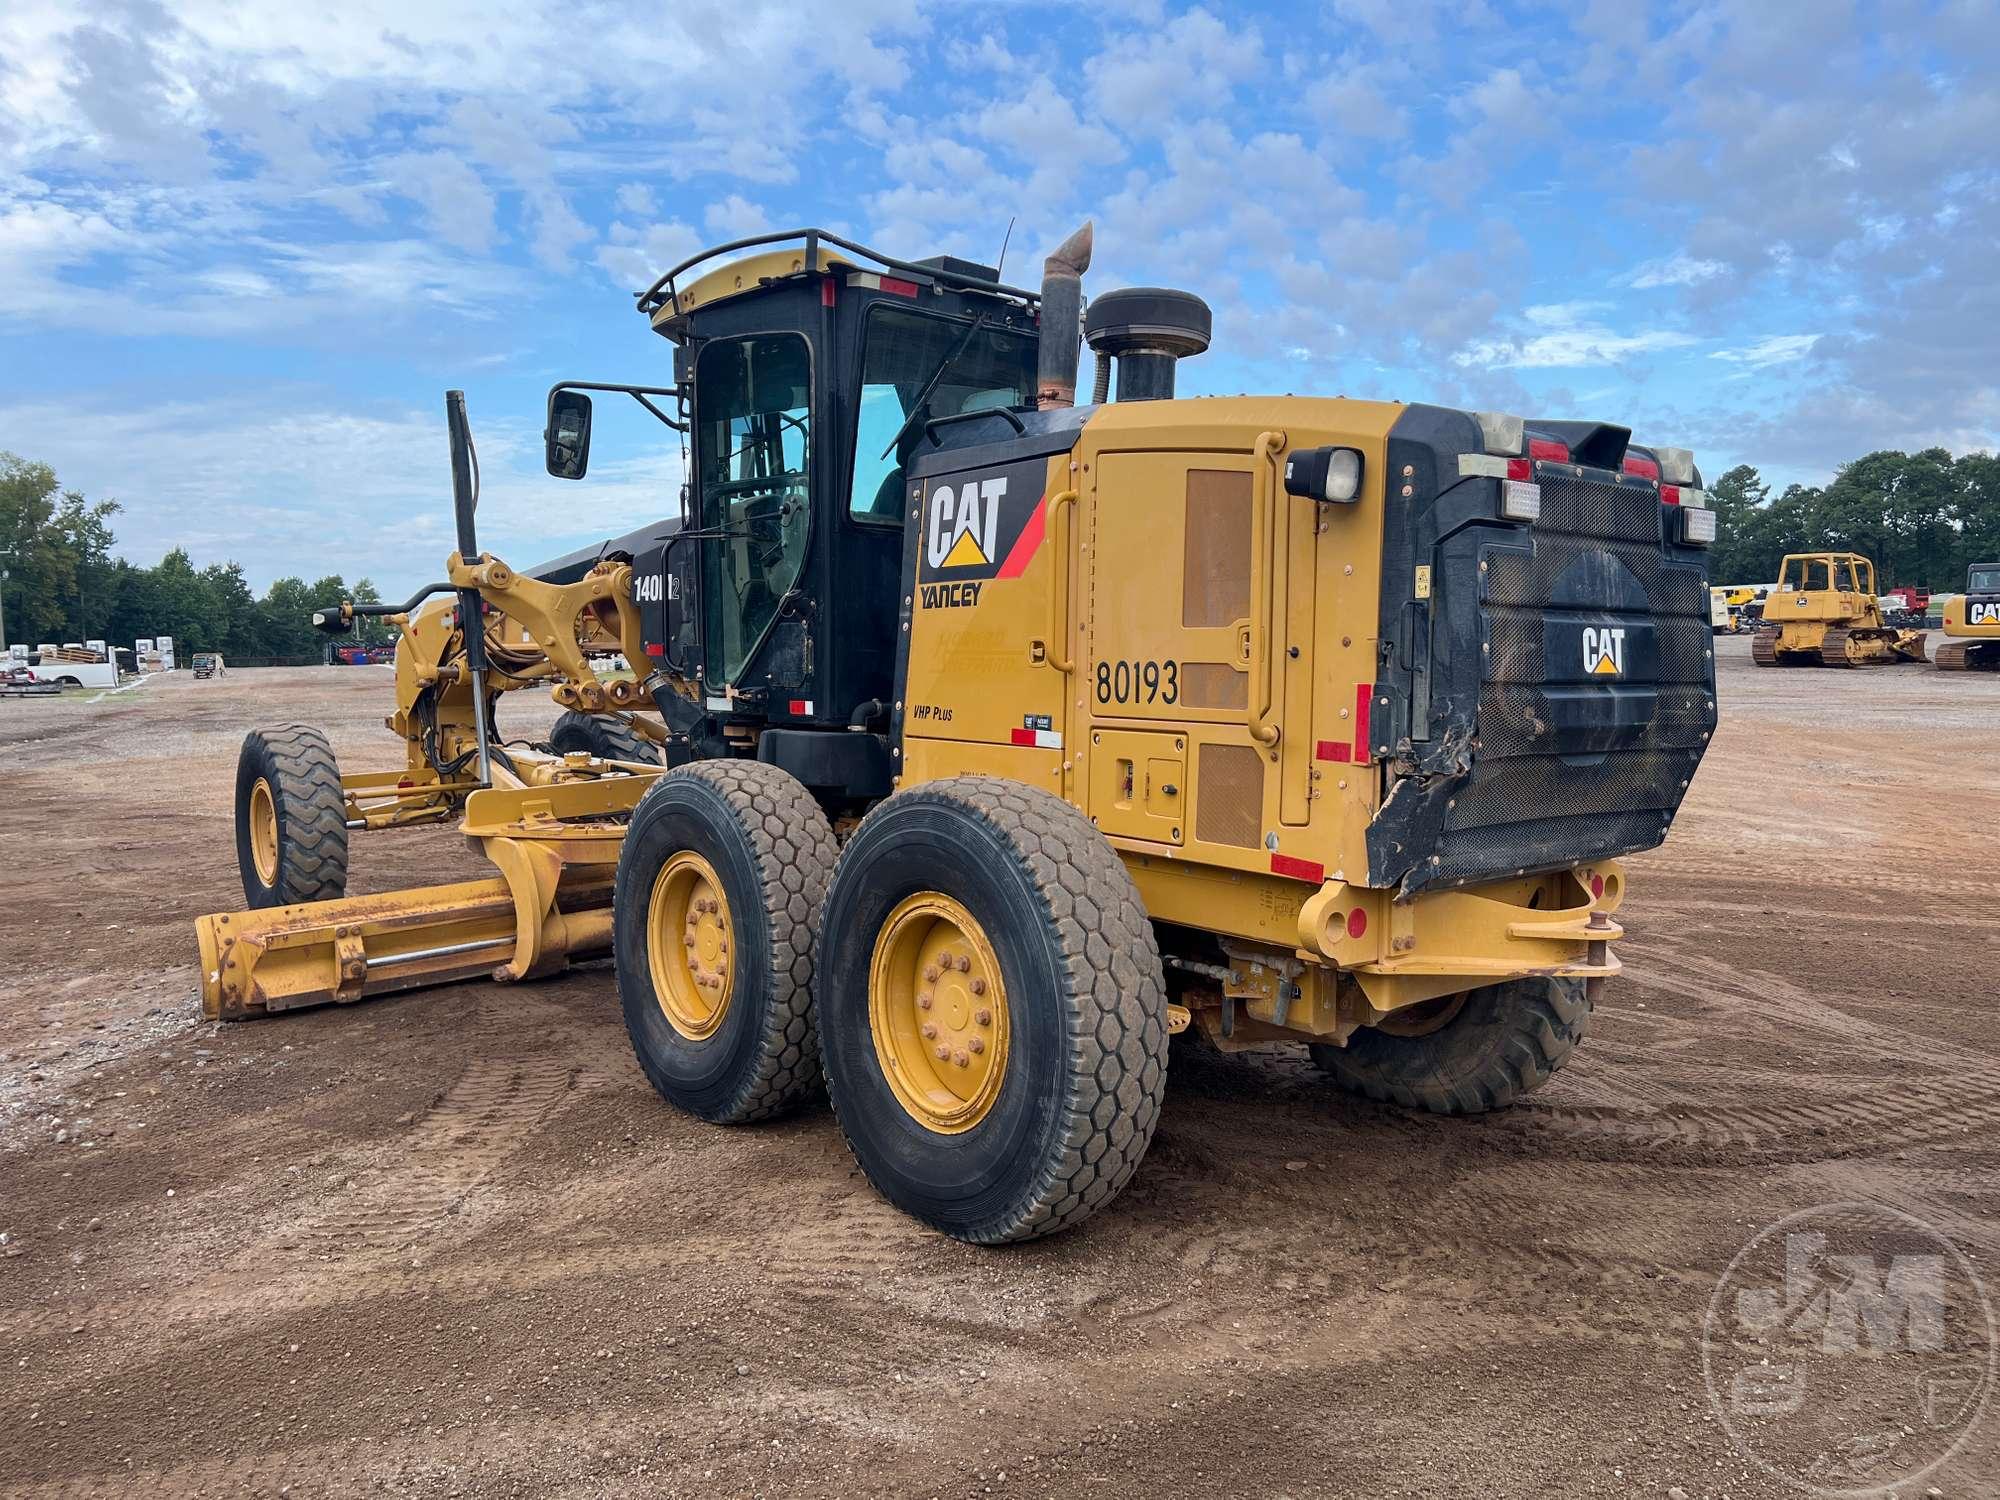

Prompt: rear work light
[1679,505,1716,545]
[1500,480,1542,522]
[1283,445,1364,503]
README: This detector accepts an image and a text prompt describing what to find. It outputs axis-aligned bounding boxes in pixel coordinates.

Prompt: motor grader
[1750,551,1927,667]
[198,224,1720,1244]
[1934,562,2000,672]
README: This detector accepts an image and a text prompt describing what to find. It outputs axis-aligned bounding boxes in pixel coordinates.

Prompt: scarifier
[1934,562,2000,673]
[1750,551,1927,668]
[195,223,1721,1243]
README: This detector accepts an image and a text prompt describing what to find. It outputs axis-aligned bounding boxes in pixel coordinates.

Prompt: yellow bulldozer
[1935,562,2000,672]
[1750,551,1928,667]
[196,223,1721,1243]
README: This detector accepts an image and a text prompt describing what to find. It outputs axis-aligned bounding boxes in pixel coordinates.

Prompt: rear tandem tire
[234,725,349,909]
[613,760,839,1124]
[545,709,659,764]
[1308,977,1590,1115]
[815,777,1170,1244]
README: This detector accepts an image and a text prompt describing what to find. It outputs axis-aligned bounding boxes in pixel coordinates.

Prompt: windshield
[849,306,1037,521]
[1970,566,2000,593]
[695,332,812,686]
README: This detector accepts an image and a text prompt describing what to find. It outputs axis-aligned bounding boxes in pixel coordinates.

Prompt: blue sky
[2,0,1995,597]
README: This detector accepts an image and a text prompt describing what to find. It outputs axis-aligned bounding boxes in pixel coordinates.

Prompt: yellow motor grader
[1750,551,1927,667]
[197,224,1720,1243]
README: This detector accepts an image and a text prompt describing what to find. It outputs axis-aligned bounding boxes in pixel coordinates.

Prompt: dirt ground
[2,641,1997,1499]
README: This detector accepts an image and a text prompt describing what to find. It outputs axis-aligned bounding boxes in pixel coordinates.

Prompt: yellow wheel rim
[249,777,280,886]
[869,893,1010,1134]
[645,851,735,1040]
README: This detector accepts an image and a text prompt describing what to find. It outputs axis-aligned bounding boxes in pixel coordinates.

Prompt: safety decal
[1009,713,1061,750]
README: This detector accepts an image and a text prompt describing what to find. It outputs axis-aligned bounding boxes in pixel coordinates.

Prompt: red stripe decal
[1009,728,1036,746]
[644,642,664,657]
[1271,853,1326,883]
[788,699,810,715]
[1315,738,1351,762]
[820,279,836,308]
[880,276,920,298]
[1660,485,1683,506]
[1355,684,1374,761]
[995,494,1048,579]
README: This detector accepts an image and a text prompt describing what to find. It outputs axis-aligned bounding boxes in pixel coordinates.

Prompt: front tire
[1308,977,1589,1115]
[816,777,1169,1244]
[613,760,837,1124]
[234,725,348,908]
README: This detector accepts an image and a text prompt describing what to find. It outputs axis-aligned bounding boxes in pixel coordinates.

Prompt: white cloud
[1456,303,1698,369]
[1711,333,1820,367]
[1625,253,1727,289]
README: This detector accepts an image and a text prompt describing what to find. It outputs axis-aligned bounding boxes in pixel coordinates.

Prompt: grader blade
[196,870,616,1020]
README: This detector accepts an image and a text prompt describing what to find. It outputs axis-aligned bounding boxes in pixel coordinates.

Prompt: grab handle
[1046,490,1079,674]
[1247,432,1285,746]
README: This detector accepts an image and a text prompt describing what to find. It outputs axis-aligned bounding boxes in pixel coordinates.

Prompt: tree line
[1705,448,2000,591]
[1,452,390,660]
[6,444,1999,658]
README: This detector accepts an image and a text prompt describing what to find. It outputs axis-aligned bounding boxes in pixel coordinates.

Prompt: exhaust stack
[1035,221,1094,409]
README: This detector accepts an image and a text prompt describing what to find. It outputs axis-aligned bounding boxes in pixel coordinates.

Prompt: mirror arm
[547,380,686,433]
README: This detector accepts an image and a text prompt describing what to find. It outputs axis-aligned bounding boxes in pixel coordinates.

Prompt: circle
[248,777,279,886]
[644,850,735,1040]
[868,892,1010,1133]
[1346,906,1369,941]
[1701,1201,1995,1497]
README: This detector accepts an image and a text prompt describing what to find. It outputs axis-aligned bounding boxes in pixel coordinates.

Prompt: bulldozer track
[1819,626,1857,667]
[1751,628,1780,666]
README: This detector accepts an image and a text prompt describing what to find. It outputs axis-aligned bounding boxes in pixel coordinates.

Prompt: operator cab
[541,232,1042,795]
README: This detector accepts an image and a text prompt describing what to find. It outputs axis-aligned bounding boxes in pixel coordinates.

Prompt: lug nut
[975,1008,992,1027]
[969,978,987,997]
[934,1044,951,1061]
[967,1037,985,1055]
[952,1050,969,1068]
[917,991,933,1010]
[920,1022,937,1039]
[923,964,941,983]
[934,951,953,969]
[954,954,971,973]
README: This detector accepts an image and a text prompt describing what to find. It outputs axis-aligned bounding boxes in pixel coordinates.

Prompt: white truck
[26,639,121,691]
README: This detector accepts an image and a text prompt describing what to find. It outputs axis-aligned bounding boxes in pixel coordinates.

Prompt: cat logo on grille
[1582,626,1627,677]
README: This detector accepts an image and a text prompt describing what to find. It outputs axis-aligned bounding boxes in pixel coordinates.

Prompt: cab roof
[635,228,1037,340]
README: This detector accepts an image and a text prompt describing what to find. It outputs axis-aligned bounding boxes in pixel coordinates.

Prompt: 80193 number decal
[1094,659,1179,705]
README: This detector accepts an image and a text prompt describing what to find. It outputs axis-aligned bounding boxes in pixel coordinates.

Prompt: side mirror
[545,389,593,480]
[311,602,355,636]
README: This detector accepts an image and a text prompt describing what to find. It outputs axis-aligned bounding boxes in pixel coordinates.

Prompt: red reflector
[1314,738,1352,763]
[1009,727,1036,746]
[1346,907,1368,940]
[1354,684,1374,760]
[1528,438,1569,463]
[644,642,664,656]
[1591,873,1606,898]
[1270,853,1325,884]
[1623,454,1659,480]
[879,276,920,298]
[820,279,836,308]
[788,698,810,715]
[1506,457,1531,482]
[1660,485,1682,506]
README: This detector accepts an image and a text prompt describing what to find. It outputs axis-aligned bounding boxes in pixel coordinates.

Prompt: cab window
[695,332,812,685]
[847,306,1037,522]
